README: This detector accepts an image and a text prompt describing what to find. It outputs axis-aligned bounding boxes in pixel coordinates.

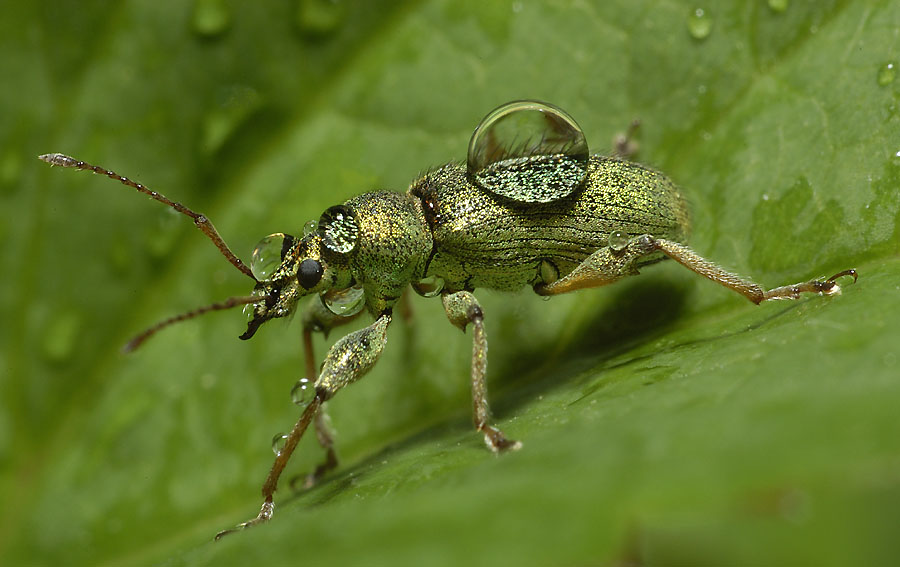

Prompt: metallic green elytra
[38,99,857,540]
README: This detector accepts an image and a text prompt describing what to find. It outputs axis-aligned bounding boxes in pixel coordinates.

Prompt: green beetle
[40,100,855,538]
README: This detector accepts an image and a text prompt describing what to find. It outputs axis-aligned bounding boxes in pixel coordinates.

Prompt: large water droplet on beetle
[291,378,313,405]
[412,275,445,297]
[251,233,293,280]
[272,433,289,455]
[191,0,231,38]
[467,100,589,203]
[321,285,366,316]
[319,205,359,253]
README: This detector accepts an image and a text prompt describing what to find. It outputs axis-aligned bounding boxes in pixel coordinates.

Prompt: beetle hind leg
[442,291,522,453]
[535,234,857,304]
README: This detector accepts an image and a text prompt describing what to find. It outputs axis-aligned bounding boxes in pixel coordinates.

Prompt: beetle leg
[645,237,856,304]
[535,235,857,304]
[290,298,365,490]
[534,244,640,295]
[216,313,391,540]
[442,291,522,453]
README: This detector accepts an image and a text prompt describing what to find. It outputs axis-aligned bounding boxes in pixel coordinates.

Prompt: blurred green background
[2,1,899,565]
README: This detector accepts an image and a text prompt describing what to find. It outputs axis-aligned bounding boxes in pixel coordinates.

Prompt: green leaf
[3,1,899,565]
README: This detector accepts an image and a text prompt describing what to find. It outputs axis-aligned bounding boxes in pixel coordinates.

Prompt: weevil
[40,100,856,538]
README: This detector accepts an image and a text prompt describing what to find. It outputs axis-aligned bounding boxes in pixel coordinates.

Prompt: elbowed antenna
[123,295,263,352]
[38,153,258,282]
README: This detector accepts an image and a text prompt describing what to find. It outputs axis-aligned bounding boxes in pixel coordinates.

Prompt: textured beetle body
[411,156,690,293]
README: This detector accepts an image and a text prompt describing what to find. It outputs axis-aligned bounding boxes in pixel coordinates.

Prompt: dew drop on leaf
[191,0,231,38]
[767,0,789,13]
[877,62,896,86]
[687,8,712,40]
[295,0,346,38]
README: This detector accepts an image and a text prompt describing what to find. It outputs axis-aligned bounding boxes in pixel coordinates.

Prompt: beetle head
[241,224,356,340]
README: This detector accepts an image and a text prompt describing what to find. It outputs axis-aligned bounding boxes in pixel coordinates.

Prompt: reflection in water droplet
[467,100,589,203]
[302,219,318,236]
[191,0,231,38]
[201,85,263,155]
[321,285,366,316]
[767,0,788,13]
[687,8,712,40]
[291,378,313,405]
[412,275,445,297]
[250,233,292,280]
[877,62,896,86]
[608,231,628,253]
[319,205,359,253]
[295,0,346,38]
[42,310,82,362]
[272,433,289,455]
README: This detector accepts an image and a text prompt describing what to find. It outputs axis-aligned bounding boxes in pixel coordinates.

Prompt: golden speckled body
[410,156,690,293]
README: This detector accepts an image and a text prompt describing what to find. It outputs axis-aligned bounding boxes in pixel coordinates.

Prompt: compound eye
[297,258,324,289]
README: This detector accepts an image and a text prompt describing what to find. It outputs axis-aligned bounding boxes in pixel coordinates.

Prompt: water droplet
[42,310,82,362]
[877,62,896,86]
[295,0,346,38]
[467,100,589,203]
[537,259,559,285]
[272,432,289,455]
[608,230,628,253]
[250,233,293,280]
[291,378,313,405]
[321,285,366,316]
[319,205,358,253]
[302,219,317,236]
[201,85,263,154]
[767,0,788,13]
[191,0,231,38]
[687,8,712,40]
[412,275,445,297]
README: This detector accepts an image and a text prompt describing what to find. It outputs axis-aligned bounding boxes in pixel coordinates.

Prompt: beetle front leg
[442,291,522,453]
[216,312,391,540]
[294,298,365,489]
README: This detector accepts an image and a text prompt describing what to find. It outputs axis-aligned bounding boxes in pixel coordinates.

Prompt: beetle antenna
[123,295,263,353]
[39,153,258,282]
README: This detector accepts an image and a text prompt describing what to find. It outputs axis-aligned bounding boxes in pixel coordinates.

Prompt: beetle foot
[481,425,523,453]
[214,498,274,540]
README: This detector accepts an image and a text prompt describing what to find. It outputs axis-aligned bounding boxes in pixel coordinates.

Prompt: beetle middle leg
[442,291,523,453]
